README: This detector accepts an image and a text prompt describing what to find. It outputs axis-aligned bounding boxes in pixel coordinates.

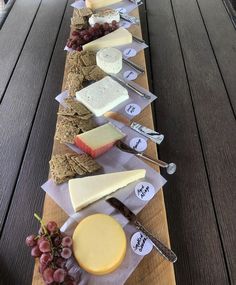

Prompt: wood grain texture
[0,0,41,101]
[0,0,68,234]
[146,0,231,284]
[0,1,71,284]
[31,7,175,285]
[197,0,236,114]
[171,0,236,283]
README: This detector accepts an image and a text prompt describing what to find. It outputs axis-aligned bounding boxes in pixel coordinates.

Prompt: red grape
[26,234,37,247]
[83,35,90,42]
[37,236,48,245]
[88,27,95,36]
[103,23,110,31]
[47,221,58,233]
[61,247,72,259]
[94,23,100,30]
[79,30,87,37]
[61,236,72,247]
[76,46,82,51]
[39,263,47,274]
[112,20,117,26]
[43,268,54,284]
[53,268,66,283]
[31,245,41,257]
[40,253,53,265]
[52,235,62,247]
[39,240,51,253]
[55,257,66,268]
[72,31,79,36]
[104,31,110,35]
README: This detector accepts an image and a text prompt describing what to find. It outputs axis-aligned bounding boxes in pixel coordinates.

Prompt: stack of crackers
[55,98,96,144]
[66,50,106,97]
[50,153,102,184]
[70,8,92,30]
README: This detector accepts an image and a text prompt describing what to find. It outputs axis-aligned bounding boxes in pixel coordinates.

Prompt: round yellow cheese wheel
[73,213,127,275]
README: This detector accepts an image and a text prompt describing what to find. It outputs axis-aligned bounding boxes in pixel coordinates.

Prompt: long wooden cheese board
[32,5,176,285]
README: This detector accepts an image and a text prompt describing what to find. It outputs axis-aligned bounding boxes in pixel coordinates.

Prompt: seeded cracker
[85,66,106,81]
[78,7,93,17]
[55,120,80,144]
[71,154,101,173]
[80,51,96,66]
[66,154,86,176]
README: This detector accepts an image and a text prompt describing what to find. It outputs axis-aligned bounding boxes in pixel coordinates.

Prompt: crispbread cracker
[71,154,101,173]
[66,154,86,176]
[55,120,80,144]
[77,7,93,17]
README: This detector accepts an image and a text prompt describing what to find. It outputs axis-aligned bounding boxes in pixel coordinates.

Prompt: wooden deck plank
[197,0,236,114]
[0,0,68,234]
[170,0,236,282]
[0,1,72,284]
[145,0,230,284]
[0,0,41,102]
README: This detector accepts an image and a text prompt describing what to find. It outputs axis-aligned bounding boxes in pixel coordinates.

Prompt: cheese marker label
[129,137,147,152]
[125,103,141,116]
[135,182,155,201]
[131,231,153,256]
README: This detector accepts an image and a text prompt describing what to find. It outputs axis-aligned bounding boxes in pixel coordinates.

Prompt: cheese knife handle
[135,221,177,263]
[130,122,164,144]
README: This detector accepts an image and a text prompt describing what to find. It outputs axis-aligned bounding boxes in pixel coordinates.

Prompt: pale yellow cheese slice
[73,214,127,275]
[82,27,132,51]
[86,0,122,10]
[69,169,146,212]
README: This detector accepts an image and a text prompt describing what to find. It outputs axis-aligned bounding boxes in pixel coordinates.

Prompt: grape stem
[34,213,48,235]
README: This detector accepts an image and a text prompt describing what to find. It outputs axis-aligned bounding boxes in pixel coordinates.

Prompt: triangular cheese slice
[82,27,132,51]
[69,169,146,212]
[86,0,122,9]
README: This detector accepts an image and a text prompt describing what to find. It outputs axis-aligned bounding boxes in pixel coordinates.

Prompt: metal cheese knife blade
[106,197,177,263]
[104,111,164,145]
[109,75,151,100]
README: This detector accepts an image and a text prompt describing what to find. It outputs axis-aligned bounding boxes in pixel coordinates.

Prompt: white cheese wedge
[86,0,122,10]
[69,169,146,212]
[82,27,132,51]
[76,76,129,117]
[89,9,120,26]
[96,47,122,74]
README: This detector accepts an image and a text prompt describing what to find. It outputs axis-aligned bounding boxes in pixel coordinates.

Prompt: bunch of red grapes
[67,21,119,51]
[26,216,76,285]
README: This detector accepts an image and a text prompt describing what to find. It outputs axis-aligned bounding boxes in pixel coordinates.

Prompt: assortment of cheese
[47,0,149,279]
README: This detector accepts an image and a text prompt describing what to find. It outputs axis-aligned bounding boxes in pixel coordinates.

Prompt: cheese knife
[122,58,145,74]
[106,197,177,263]
[109,75,151,100]
[104,111,164,144]
[116,140,176,174]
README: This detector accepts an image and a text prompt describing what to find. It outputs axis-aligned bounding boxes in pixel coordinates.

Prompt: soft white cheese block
[86,0,122,10]
[96,47,122,74]
[89,9,120,26]
[69,169,146,212]
[82,27,132,51]
[76,76,129,117]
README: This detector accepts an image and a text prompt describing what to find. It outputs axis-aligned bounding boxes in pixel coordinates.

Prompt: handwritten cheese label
[119,20,131,29]
[131,231,153,256]
[115,7,127,14]
[125,103,141,116]
[123,70,138,81]
[123,48,137,58]
[129,137,147,152]
[135,182,155,201]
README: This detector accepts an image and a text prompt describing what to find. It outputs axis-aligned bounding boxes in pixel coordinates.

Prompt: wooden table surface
[31,6,175,285]
[1,0,235,284]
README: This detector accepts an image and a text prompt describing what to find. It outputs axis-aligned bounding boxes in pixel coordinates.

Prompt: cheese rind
[82,27,132,51]
[74,123,125,157]
[96,47,122,74]
[76,76,129,117]
[69,169,146,211]
[86,0,122,10]
[89,9,120,26]
[73,214,127,275]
